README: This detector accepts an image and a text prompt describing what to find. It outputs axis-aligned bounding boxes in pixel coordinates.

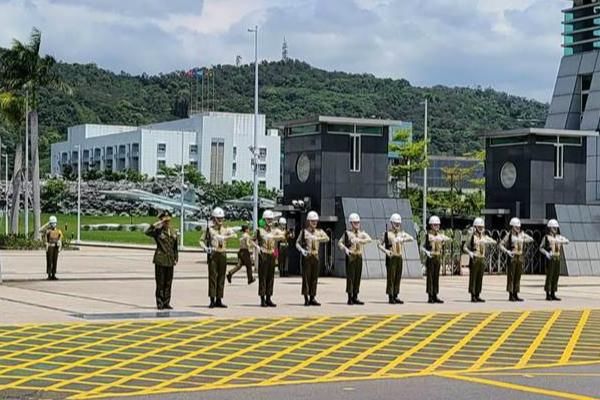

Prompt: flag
[195,68,204,78]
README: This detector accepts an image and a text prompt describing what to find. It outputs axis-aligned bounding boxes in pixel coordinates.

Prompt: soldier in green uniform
[500,217,534,302]
[296,211,330,306]
[41,215,63,281]
[539,219,569,301]
[255,210,286,307]
[463,217,496,303]
[145,211,179,310]
[338,213,372,305]
[378,213,414,304]
[277,217,294,277]
[421,216,451,304]
[204,207,236,308]
[226,225,255,285]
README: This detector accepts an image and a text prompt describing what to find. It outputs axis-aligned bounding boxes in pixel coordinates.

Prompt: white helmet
[509,217,521,228]
[307,211,319,221]
[473,217,485,227]
[348,213,360,223]
[390,214,402,224]
[262,209,275,220]
[49,216,58,224]
[429,215,441,225]
[279,217,287,226]
[548,219,559,229]
[212,207,225,218]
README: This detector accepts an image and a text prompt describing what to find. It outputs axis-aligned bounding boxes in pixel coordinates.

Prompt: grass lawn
[0,213,246,248]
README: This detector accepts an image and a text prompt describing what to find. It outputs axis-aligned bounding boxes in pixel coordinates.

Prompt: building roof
[483,127,598,139]
[276,115,406,128]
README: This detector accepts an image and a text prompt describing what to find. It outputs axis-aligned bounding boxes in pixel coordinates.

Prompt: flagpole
[201,69,204,112]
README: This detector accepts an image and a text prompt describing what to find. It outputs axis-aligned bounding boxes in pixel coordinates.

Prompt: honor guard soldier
[539,219,569,301]
[378,213,414,304]
[41,216,63,281]
[226,225,255,285]
[463,218,496,303]
[254,210,287,307]
[500,217,534,302]
[277,217,294,277]
[205,207,236,308]
[338,213,372,305]
[421,216,451,304]
[145,211,178,310]
[296,211,330,306]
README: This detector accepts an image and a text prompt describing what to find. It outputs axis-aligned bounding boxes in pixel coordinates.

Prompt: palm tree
[0,27,70,239]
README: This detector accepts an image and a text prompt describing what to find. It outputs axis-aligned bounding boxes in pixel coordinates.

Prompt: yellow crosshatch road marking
[0,309,598,399]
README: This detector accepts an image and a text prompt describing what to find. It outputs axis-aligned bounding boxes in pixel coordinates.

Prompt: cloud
[0,0,565,101]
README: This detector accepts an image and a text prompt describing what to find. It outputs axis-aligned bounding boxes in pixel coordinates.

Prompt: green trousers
[506,255,523,294]
[229,249,253,283]
[208,252,227,299]
[426,256,441,295]
[545,256,561,293]
[259,253,276,296]
[46,246,59,277]
[469,257,485,296]
[302,255,319,297]
[386,256,403,296]
[346,255,363,296]
[154,264,174,309]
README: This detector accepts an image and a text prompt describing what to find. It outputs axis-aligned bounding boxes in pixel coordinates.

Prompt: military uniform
[256,227,286,305]
[145,223,178,309]
[540,233,569,299]
[296,228,329,304]
[422,231,450,302]
[463,231,496,300]
[43,227,63,280]
[338,229,372,303]
[206,224,235,304]
[278,230,294,277]
[227,232,255,284]
[379,229,414,302]
[500,231,534,300]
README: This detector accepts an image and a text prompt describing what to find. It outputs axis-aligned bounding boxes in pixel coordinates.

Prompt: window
[189,144,198,156]
[190,160,198,169]
[118,145,126,157]
[232,162,237,176]
[233,146,237,159]
[157,143,166,156]
[259,180,266,188]
[350,134,361,172]
[488,136,527,147]
[356,125,383,135]
[288,124,319,136]
[259,147,267,161]
[554,145,564,179]
[131,143,140,156]
[328,124,355,134]
[582,74,593,115]
[210,138,225,184]
[258,164,267,177]
[157,160,166,171]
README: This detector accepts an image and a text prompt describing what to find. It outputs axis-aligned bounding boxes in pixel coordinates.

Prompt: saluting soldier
[539,219,569,301]
[255,210,287,307]
[421,216,451,304]
[204,207,236,308]
[277,217,294,277]
[296,211,330,306]
[499,217,534,302]
[338,213,372,305]
[463,217,496,303]
[145,211,179,310]
[378,213,414,304]
[41,215,63,281]
[226,225,255,285]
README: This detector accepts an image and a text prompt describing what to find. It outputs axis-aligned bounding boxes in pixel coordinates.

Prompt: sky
[0,0,564,102]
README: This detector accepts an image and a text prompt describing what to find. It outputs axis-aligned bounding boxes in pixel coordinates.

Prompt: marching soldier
[338,213,372,305]
[463,217,496,303]
[145,211,178,310]
[226,225,255,285]
[41,215,63,281]
[277,217,294,277]
[378,213,414,304]
[421,216,451,304]
[255,210,286,307]
[499,217,534,302]
[296,211,330,306]
[539,219,569,301]
[204,207,236,308]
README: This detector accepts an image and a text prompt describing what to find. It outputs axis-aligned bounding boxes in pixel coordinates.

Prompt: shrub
[0,235,45,250]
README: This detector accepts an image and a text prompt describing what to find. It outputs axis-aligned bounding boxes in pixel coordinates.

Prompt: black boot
[428,294,435,304]
[309,296,321,306]
[304,295,310,306]
[546,292,552,301]
[347,294,354,305]
[395,296,404,305]
[266,296,276,307]
[477,296,485,303]
[389,295,395,304]
[434,296,444,304]
[209,297,216,308]
[215,298,228,308]
[261,296,267,307]
[514,293,523,302]
[248,277,256,285]
[471,294,477,303]
[551,292,561,301]
[353,295,364,305]
[227,273,232,284]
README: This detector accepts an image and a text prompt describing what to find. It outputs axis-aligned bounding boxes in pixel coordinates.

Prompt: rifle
[205,215,212,264]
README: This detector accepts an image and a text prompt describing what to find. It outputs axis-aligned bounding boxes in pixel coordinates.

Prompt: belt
[261,249,276,256]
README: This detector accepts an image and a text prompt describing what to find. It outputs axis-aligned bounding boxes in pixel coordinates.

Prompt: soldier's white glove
[384,249,392,257]
[45,243,49,251]
[344,248,351,256]
[58,241,63,252]
[424,250,432,259]
[507,251,514,258]
[300,248,308,257]
[542,250,551,260]
[467,251,474,259]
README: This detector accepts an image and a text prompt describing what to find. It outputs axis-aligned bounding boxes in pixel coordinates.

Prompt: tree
[0,27,71,239]
[389,127,428,198]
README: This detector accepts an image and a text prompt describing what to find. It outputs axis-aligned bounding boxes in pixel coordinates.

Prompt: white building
[50,112,281,189]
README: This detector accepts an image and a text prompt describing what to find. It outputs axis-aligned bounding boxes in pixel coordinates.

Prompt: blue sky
[0,0,564,102]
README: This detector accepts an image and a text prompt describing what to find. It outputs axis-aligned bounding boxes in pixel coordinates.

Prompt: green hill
[1,59,548,173]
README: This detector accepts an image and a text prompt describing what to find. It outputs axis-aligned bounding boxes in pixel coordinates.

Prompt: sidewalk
[1,247,600,324]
